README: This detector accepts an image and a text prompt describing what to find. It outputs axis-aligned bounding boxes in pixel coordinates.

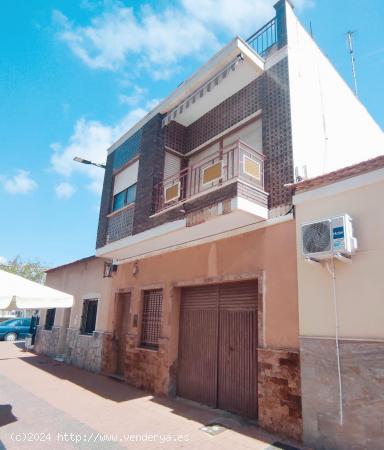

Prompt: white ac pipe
[326,259,344,426]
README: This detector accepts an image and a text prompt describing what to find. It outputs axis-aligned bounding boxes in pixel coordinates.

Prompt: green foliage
[0,256,47,284]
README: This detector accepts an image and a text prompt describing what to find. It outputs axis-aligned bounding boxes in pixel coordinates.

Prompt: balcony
[96,140,268,262]
[154,140,267,215]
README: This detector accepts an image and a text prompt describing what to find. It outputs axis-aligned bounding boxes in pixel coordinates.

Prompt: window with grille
[140,289,163,350]
[44,308,56,330]
[80,299,98,335]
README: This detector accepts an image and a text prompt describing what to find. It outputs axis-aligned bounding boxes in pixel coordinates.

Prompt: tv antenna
[346,31,358,98]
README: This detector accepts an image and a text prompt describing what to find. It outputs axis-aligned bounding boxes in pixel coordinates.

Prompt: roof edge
[287,154,384,194]
[107,36,265,156]
[45,255,105,274]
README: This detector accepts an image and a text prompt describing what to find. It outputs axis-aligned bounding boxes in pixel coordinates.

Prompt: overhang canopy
[0,269,73,309]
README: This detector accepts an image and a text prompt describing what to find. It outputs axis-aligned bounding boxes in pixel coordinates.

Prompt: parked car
[0,316,17,323]
[0,318,31,341]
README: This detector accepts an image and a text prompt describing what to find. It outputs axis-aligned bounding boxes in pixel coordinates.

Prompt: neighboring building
[36,0,384,444]
[35,256,112,372]
[293,155,384,450]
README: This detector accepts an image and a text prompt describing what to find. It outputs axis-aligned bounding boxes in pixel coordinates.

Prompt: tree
[0,256,47,284]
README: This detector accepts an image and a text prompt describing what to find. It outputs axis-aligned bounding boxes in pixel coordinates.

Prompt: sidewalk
[0,342,307,450]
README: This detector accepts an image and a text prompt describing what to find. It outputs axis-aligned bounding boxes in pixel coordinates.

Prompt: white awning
[0,269,73,309]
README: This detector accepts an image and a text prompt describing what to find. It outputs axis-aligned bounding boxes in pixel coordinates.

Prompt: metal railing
[153,141,265,214]
[246,18,277,57]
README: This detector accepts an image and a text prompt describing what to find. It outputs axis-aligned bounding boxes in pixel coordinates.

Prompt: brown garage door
[177,281,258,419]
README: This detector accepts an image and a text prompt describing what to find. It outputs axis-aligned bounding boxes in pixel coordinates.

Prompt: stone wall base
[258,348,302,441]
[65,328,109,373]
[101,334,169,395]
[34,326,61,358]
[301,337,384,450]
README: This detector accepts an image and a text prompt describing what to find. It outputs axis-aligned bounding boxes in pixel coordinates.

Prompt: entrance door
[114,292,131,376]
[177,281,258,419]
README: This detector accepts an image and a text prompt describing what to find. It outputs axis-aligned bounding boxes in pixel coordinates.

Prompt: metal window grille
[80,299,98,335]
[140,289,163,350]
[44,308,56,330]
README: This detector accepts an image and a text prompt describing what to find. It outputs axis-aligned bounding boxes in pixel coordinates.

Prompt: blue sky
[1,0,383,268]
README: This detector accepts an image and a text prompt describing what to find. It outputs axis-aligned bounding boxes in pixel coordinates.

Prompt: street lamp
[73,156,106,169]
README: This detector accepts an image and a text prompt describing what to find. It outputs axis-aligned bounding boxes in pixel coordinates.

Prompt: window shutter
[164,152,181,180]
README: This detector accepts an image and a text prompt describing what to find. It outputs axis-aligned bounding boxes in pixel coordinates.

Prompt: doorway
[177,281,258,419]
[114,292,131,376]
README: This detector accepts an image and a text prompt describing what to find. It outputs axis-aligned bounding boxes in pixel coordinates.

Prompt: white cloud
[2,170,38,194]
[0,256,7,265]
[55,182,76,199]
[181,0,273,35]
[119,85,147,106]
[54,0,313,74]
[53,2,217,72]
[50,107,147,194]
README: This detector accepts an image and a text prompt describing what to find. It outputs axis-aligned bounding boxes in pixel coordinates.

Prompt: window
[1,319,19,327]
[112,183,137,212]
[45,309,56,330]
[80,299,98,335]
[140,289,163,350]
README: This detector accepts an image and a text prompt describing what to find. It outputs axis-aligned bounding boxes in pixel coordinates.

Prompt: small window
[80,299,98,335]
[113,190,126,211]
[112,183,137,212]
[140,290,163,350]
[45,309,56,330]
[126,183,137,204]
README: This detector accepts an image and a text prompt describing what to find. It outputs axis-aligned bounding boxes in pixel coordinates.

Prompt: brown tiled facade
[106,206,135,244]
[258,348,302,441]
[96,56,293,248]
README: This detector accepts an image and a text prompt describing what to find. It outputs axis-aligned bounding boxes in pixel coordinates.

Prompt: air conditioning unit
[301,214,357,260]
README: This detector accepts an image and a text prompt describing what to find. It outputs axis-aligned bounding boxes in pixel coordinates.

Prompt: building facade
[36,0,384,443]
[35,256,112,373]
[293,156,384,450]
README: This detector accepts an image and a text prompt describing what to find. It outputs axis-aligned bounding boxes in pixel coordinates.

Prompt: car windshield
[0,319,19,327]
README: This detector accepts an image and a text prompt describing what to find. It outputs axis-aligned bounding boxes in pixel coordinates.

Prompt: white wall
[286,3,384,179]
[295,169,384,339]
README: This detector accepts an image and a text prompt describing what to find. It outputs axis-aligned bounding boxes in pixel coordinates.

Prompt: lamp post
[73,156,106,169]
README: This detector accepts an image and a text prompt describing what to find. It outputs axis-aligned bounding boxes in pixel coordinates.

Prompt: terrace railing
[154,140,265,214]
[246,18,277,57]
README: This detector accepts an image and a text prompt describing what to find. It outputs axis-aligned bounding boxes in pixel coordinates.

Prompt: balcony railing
[154,140,265,214]
[246,18,277,57]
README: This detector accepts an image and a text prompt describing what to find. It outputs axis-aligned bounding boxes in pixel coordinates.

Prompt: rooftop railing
[246,18,277,57]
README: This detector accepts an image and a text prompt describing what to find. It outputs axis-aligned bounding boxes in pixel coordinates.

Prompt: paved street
[0,343,306,450]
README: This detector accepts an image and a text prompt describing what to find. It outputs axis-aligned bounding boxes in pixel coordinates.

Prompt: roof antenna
[346,31,358,98]
[309,21,313,38]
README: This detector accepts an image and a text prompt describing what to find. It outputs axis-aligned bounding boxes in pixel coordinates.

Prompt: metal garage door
[177,281,258,419]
